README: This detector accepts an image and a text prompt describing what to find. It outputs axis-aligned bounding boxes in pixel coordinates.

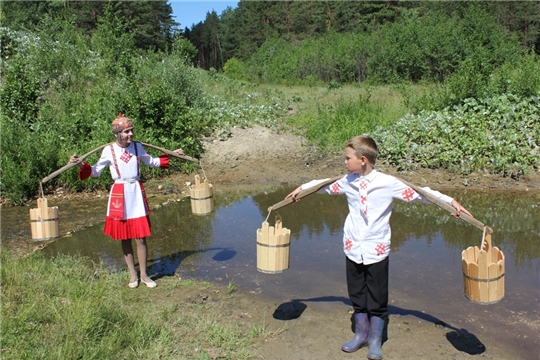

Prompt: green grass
[198,70,411,152]
[0,251,257,360]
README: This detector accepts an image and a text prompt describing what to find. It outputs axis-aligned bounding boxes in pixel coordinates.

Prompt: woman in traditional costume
[69,113,184,288]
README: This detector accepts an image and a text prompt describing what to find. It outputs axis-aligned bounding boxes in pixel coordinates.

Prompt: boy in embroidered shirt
[285,135,472,360]
[69,113,184,289]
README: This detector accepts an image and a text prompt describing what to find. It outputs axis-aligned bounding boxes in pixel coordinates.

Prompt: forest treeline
[1,0,177,51]
[3,1,540,86]
[1,1,539,203]
[188,1,540,72]
[4,1,540,75]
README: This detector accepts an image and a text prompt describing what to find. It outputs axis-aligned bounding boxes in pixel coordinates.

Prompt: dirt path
[194,125,540,193]
[3,125,538,359]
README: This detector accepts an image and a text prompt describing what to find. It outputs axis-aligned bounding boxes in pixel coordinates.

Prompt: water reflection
[43,187,540,359]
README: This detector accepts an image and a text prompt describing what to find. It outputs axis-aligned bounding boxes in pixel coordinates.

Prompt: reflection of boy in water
[286,135,472,359]
[69,113,184,289]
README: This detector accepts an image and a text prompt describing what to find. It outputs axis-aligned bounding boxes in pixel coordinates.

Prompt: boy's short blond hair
[346,135,378,165]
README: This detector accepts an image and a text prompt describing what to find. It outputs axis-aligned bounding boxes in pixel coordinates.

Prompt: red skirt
[103,215,152,240]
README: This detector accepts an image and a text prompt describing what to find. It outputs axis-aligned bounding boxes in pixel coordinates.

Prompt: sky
[169,1,239,29]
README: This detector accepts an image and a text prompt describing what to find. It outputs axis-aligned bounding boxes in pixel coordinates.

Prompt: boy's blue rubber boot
[341,312,369,352]
[367,316,385,359]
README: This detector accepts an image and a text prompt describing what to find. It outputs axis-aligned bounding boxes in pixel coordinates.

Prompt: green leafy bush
[0,16,211,203]
[373,93,540,177]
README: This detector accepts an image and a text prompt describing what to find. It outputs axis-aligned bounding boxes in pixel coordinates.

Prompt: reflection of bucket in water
[256,215,291,274]
[189,175,214,215]
[29,197,59,241]
[461,229,505,305]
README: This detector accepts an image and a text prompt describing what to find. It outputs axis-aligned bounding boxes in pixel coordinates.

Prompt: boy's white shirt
[301,169,454,265]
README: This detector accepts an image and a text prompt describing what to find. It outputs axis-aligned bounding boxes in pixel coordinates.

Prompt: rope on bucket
[199,159,209,183]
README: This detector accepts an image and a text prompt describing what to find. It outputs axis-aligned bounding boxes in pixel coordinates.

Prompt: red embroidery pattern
[331,182,340,194]
[360,195,367,204]
[402,187,415,202]
[359,180,368,190]
[120,151,132,163]
[345,239,353,252]
[375,243,386,256]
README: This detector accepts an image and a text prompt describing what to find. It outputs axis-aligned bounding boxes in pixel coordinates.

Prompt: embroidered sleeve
[79,162,92,180]
[393,178,453,204]
[392,178,420,202]
[327,180,343,195]
[301,177,344,195]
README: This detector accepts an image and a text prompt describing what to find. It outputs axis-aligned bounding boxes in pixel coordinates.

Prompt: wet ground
[31,187,540,360]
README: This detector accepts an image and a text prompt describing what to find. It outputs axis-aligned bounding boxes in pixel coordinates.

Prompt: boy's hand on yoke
[451,200,473,219]
[285,186,302,202]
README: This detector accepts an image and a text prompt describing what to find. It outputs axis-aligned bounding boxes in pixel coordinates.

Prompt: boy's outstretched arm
[451,199,473,219]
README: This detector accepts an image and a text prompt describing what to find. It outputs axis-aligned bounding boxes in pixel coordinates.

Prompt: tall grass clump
[288,87,406,151]
[0,251,175,359]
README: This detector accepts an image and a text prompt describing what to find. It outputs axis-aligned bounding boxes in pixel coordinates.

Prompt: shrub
[223,57,246,80]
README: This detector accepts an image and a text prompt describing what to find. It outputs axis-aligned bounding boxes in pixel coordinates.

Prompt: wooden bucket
[256,215,291,274]
[461,228,505,304]
[29,197,59,241]
[190,175,214,215]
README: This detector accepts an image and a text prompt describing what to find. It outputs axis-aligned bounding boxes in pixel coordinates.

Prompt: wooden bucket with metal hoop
[462,227,505,304]
[29,197,59,241]
[256,215,291,274]
[190,174,214,215]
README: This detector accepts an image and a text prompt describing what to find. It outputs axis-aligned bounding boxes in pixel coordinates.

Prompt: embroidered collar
[355,169,378,183]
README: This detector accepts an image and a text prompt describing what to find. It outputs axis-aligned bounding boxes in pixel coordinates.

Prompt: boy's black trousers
[346,256,389,320]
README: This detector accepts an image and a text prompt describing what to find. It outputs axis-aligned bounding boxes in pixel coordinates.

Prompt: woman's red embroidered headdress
[111,112,133,134]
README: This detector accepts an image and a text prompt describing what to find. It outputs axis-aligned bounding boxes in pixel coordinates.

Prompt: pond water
[43,187,540,359]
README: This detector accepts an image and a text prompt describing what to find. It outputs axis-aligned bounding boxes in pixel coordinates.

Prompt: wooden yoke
[41,144,110,183]
[139,142,199,163]
[268,175,343,213]
[41,142,199,184]
[396,177,492,233]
